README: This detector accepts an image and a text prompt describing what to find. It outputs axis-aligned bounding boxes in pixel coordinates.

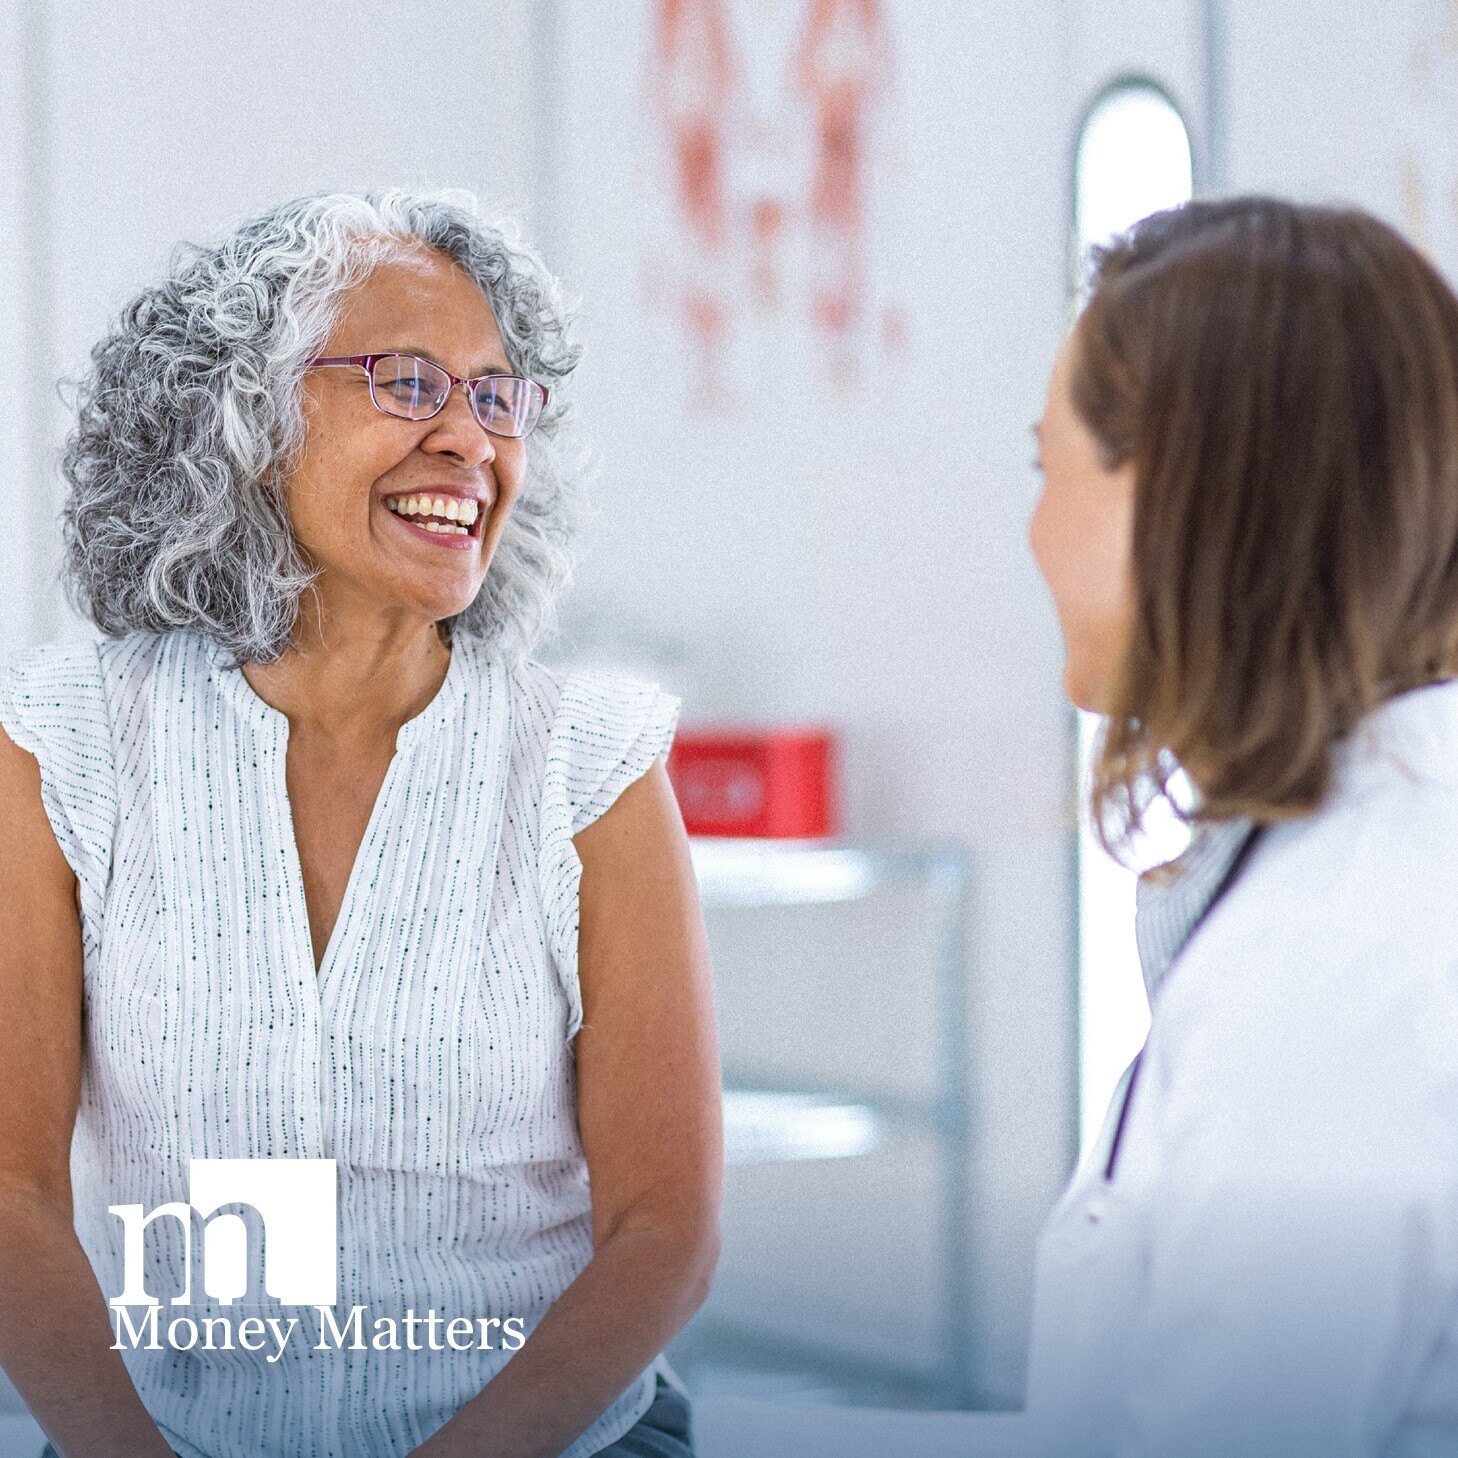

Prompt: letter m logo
[109,1158,337,1309]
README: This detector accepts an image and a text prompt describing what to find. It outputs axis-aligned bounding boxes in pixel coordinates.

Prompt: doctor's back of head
[1026,197,1458,1456]
[1037,194,1458,851]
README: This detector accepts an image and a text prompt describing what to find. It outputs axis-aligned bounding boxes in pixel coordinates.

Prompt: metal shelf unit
[688,837,974,1407]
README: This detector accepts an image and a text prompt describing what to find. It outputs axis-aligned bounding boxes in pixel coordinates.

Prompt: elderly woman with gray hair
[0,189,721,1458]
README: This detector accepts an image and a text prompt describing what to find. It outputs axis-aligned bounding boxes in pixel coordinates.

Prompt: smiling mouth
[381,492,484,540]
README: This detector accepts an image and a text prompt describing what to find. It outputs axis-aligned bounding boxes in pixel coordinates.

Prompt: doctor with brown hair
[1024,196,1458,1456]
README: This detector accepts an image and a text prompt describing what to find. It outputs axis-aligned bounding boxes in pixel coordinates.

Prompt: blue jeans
[39,1377,693,1457]
[595,1375,694,1456]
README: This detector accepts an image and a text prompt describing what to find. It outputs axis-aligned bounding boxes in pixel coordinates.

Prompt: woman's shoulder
[501,656,680,746]
[0,635,132,920]
[1185,780,1458,976]
[497,656,681,831]
[0,633,113,741]
[501,657,572,735]
[2,632,105,683]
[0,629,251,754]
[1152,777,1458,1139]
[0,628,184,758]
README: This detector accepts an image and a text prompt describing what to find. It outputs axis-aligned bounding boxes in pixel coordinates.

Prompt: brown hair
[1075,196,1458,857]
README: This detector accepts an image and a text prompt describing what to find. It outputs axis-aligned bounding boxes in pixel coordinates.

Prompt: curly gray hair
[59,188,584,666]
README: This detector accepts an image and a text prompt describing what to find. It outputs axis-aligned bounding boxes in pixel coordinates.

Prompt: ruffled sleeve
[538,668,681,1039]
[0,639,118,962]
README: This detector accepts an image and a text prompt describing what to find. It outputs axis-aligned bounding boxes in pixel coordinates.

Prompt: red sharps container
[667,728,839,839]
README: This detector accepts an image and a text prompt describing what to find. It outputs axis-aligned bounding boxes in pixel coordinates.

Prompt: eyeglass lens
[368,355,544,439]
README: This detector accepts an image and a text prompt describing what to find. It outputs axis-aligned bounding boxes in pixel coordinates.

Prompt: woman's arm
[0,725,176,1458]
[418,757,722,1458]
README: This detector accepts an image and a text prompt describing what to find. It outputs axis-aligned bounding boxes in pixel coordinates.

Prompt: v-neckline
[199,631,470,983]
[286,747,401,981]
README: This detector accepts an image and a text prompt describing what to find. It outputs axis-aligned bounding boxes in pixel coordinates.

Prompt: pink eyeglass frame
[307,352,549,439]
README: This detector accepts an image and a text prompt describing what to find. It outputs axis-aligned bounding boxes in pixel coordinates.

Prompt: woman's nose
[424,383,496,466]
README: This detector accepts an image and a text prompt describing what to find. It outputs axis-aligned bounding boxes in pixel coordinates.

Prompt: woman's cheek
[1028,485,1056,589]
[498,446,528,509]
[1029,479,1083,617]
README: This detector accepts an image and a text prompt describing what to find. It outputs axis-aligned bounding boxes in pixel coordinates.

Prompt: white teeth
[385,494,480,531]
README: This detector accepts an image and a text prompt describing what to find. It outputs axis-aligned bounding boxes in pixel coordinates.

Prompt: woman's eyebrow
[386,346,515,376]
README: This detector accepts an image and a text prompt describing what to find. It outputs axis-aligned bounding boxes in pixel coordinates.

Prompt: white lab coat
[1022,680,1458,1458]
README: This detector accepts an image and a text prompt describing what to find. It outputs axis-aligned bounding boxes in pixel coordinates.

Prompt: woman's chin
[1062,660,1110,716]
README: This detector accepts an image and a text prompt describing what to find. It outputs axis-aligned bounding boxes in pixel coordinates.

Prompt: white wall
[1225,0,1411,217]
[0,0,50,646]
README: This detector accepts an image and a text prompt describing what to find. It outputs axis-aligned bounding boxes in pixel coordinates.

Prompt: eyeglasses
[306,353,548,440]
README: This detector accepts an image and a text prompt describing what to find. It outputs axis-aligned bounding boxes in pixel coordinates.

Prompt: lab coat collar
[1332,676,1458,793]
[1133,678,1458,1001]
[1135,817,1260,999]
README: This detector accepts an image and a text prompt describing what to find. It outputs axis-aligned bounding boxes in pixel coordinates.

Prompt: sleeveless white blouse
[0,626,682,1458]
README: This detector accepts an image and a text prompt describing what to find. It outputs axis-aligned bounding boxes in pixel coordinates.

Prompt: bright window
[1072,81,1194,1155]
[1074,82,1195,286]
